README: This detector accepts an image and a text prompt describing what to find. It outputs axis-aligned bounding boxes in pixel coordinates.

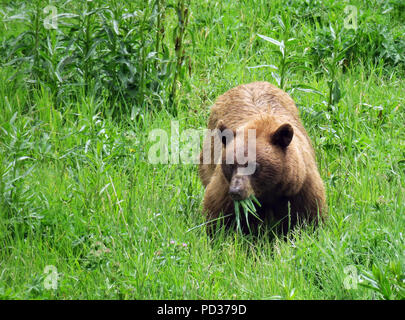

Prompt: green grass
[0,0,404,299]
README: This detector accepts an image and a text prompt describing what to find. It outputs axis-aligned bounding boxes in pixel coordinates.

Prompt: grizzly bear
[199,81,326,234]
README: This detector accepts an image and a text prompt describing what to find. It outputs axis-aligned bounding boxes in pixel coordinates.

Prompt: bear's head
[218,116,303,203]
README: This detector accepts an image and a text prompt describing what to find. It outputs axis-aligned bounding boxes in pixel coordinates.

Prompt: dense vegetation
[0,0,404,299]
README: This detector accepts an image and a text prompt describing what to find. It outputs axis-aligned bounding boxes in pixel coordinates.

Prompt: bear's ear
[217,120,234,146]
[272,123,294,148]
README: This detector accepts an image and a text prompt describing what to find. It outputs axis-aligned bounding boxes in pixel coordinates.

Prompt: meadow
[0,0,404,299]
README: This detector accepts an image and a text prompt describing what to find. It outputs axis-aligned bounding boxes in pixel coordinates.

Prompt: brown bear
[199,81,326,234]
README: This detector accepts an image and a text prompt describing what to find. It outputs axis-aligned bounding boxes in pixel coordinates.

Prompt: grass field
[0,0,404,299]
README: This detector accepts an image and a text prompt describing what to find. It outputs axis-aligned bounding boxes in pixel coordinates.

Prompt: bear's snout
[229,175,252,201]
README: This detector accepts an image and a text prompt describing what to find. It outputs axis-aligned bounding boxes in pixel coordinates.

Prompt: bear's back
[208,82,300,131]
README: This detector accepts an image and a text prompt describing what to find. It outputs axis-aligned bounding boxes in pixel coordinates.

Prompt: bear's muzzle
[229,174,253,201]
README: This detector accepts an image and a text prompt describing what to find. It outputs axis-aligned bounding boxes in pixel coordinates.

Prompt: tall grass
[1,0,192,116]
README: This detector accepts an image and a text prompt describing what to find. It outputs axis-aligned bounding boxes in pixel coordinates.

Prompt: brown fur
[199,82,326,233]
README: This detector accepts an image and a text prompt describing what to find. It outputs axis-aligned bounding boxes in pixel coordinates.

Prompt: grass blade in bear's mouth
[234,201,242,233]
[234,196,263,233]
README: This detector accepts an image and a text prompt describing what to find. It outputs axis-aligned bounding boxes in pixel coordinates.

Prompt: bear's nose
[229,186,244,201]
